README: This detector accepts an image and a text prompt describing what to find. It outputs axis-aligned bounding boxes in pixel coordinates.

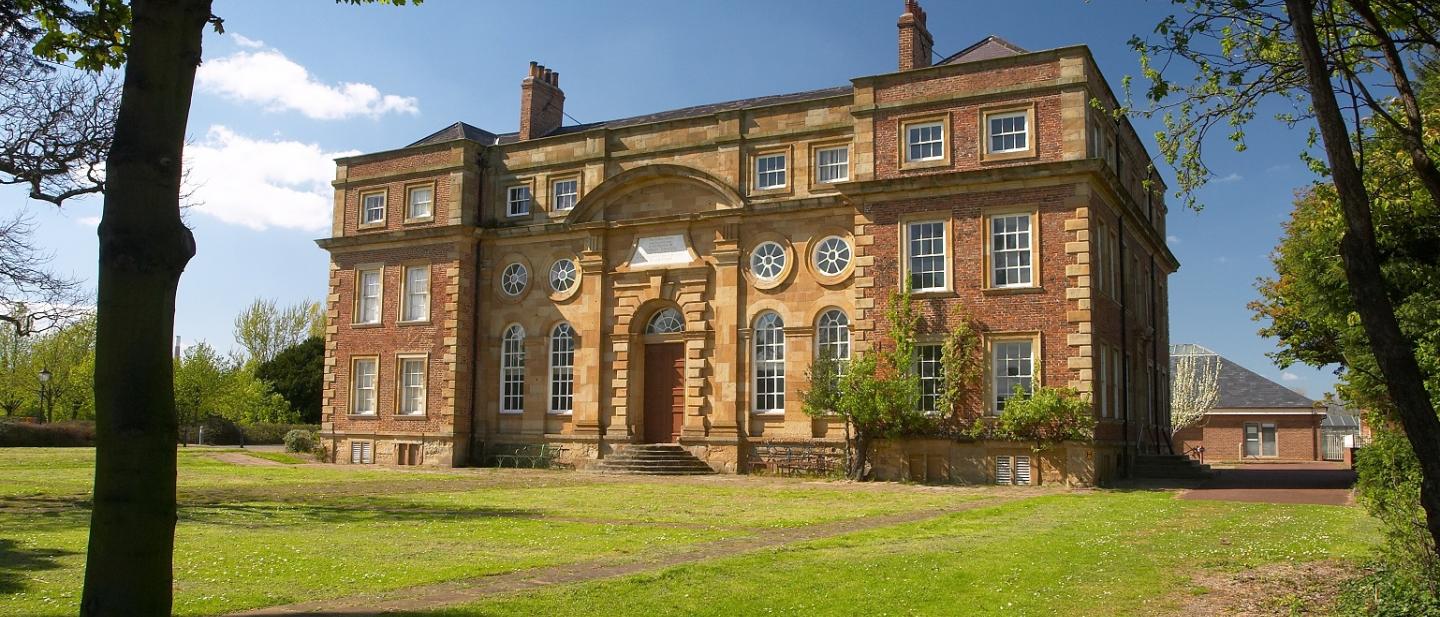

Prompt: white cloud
[1214,172,1244,184]
[1166,235,1181,245]
[196,45,418,120]
[1282,371,1301,382]
[183,125,359,231]
[76,216,100,227]
[231,33,266,49]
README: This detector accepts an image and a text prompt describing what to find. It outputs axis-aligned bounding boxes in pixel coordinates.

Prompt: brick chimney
[519,61,564,140]
[897,0,933,71]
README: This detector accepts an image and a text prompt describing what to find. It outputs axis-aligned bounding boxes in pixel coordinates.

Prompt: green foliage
[232,298,325,366]
[256,336,324,424]
[935,309,984,419]
[283,429,316,453]
[0,316,95,421]
[0,419,94,446]
[993,386,1094,449]
[174,341,296,431]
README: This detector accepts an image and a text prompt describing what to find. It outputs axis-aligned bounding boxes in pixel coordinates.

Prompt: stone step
[595,444,717,476]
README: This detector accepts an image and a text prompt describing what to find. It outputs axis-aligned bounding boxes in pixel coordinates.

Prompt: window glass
[553,179,578,211]
[816,309,850,365]
[753,312,786,413]
[816,147,848,183]
[400,358,426,415]
[646,308,685,334]
[549,259,578,293]
[362,192,385,224]
[750,241,786,281]
[507,186,531,217]
[993,340,1034,413]
[907,222,946,291]
[756,154,787,189]
[988,112,1028,153]
[402,266,429,322]
[907,122,944,161]
[918,344,943,413]
[352,358,377,415]
[813,236,851,277]
[357,269,381,324]
[991,214,1033,287]
[407,186,433,220]
[501,326,525,413]
[500,263,528,297]
[549,323,575,413]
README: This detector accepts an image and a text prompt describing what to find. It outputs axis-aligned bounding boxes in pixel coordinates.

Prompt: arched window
[500,325,525,413]
[753,312,785,413]
[646,307,684,334]
[816,309,850,364]
[549,323,575,414]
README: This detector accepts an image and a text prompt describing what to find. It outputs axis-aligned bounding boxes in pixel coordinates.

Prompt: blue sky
[6,0,1336,397]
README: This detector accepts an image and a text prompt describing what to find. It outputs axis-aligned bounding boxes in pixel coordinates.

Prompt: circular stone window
[500,263,528,297]
[812,236,852,277]
[549,258,578,294]
[749,241,786,282]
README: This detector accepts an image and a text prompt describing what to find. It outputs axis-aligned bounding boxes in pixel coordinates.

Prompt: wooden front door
[643,343,685,443]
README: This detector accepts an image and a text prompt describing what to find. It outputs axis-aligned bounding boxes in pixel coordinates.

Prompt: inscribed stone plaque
[630,234,693,268]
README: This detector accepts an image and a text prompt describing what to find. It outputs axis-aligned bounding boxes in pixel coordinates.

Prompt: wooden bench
[487,443,567,469]
[751,443,836,476]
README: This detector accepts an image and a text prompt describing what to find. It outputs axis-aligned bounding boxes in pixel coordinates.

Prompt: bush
[243,422,319,445]
[990,386,1094,448]
[192,415,243,445]
[283,429,316,453]
[0,420,95,447]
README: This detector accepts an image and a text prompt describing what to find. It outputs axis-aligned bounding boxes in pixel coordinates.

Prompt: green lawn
[0,448,1380,617]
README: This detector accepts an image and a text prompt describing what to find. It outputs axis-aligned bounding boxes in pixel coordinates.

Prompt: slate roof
[1170,344,1317,410]
[408,86,855,148]
[938,35,1028,65]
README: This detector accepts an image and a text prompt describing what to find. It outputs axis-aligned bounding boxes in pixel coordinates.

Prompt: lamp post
[37,367,52,424]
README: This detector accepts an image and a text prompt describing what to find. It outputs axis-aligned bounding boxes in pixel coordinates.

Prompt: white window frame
[549,258,578,294]
[548,323,575,414]
[506,185,532,217]
[355,267,382,325]
[360,191,386,226]
[992,338,1035,415]
[988,212,1035,289]
[987,110,1029,154]
[397,355,427,416]
[500,325,526,414]
[755,153,787,190]
[815,146,849,183]
[405,185,434,221]
[905,121,945,162]
[752,312,786,414]
[400,265,430,323]
[749,241,786,281]
[906,220,948,292]
[552,178,578,212]
[917,343,943,414]
[500,263,528,297]
[812,236,852,278]
[646,308,685,335]
[351,357,378,416]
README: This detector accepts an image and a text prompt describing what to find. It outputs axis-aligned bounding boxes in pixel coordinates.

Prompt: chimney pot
[519,61,565,140]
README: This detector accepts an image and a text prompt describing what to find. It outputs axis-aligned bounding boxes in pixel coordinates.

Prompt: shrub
[283,429,316,453]
[194,415,243,445]
[0,420,95,447]
[991,386,1093,449]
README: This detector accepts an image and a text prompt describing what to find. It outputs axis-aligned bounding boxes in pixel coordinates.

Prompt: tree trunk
[1287,0,1440,561]
[79,1,208,615]
[852,432,870,481]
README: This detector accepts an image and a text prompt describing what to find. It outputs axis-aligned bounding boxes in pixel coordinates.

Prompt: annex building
[316,1,1178,484]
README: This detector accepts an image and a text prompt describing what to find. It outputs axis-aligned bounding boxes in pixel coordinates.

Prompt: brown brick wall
[874,60,1061,105]
[873,93,1066,179]
[1182,414,1321,461]
[340,149,461,236]
[323,239,475,460]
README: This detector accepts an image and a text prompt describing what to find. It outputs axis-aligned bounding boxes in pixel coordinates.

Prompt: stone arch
[629,298,688,336]
[567,164,743,224]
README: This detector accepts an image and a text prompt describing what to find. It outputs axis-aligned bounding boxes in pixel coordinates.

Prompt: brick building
[317,1,1177,484]
[1171,344,1343,462]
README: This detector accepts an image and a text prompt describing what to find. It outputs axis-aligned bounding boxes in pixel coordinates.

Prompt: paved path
[1179,462,1355,506]
[231,492,1035,616]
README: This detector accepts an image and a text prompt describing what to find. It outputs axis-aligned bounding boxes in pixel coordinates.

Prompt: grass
[234,450,310,465]
[411,492,1379,617]
[0,448,1381,616]
[0,448,980,616]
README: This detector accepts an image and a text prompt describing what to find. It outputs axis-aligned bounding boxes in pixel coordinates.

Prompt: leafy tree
[5,2,414,612]
[1252,69,1440,601]
[0,316,34,416]
[174,341,295,435]
[255,336,323,423]
[30,314,97,421]
[232,297,324,365]
[1125,0,1440,560]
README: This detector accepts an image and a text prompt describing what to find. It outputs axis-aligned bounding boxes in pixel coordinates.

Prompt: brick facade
[316,1,1177,483]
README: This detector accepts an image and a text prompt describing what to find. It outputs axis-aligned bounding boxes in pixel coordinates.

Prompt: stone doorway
[643,343,684,443]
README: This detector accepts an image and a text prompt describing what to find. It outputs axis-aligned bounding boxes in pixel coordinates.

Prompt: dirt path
[231,492,1035,616]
